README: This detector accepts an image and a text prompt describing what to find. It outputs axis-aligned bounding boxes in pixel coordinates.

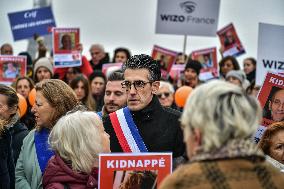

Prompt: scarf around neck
[191,139,264,162]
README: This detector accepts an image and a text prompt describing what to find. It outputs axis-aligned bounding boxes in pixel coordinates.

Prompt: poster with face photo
[151,45,178,79]
[99,153,172,189]
[0,55,26,84]
[52,27,81,68]
[254,72,284,143]
[217,23,245,57]
[191,47,218,81]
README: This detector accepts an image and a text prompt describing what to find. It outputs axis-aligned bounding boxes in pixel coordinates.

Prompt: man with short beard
[97,71,127,118]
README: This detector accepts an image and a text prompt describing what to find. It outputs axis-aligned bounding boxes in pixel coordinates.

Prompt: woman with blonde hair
[160,80,284,189]
[15,79,79,189]
[43,111,110,188]
[258,122,284,171]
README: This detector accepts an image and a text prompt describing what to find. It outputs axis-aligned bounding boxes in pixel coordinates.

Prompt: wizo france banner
[156,0,220,36]
[256,23,284,86]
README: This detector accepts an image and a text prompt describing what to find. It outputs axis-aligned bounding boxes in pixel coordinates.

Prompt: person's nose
[279,102,284,111]
[109,93,115,101]
[31,105,36,113]
[129,84,137,95]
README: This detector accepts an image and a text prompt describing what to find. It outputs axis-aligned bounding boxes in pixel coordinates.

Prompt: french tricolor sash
[109,107,148,152]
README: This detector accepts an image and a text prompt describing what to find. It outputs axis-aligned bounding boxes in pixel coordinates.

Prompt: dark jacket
[103,95,185,158]
[0,129,15,189]
[43,155,98,189]
[20,105,36,131]
[9,121,29,164]
[89,53,110,70]
[93,94,104,112]
[246,69,256,83]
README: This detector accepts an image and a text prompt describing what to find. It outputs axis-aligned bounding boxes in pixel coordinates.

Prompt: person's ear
[193,128,202,147]
[151,81,160,94]
[269,100,272,110]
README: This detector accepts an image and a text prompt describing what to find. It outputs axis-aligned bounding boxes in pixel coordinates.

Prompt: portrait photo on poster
[3,62,20,79]
[113,170,158,189]
[59,32,75,51]
[263,86,284,122]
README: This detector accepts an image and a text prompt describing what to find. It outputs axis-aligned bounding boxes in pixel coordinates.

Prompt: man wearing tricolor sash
[103,54,185,158]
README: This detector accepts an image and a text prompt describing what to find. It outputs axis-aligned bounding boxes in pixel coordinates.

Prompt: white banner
[155,0,220,36]
[256,23,284,86]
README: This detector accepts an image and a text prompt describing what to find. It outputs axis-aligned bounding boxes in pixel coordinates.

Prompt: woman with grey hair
[157,81,176,109]
[43,111,110,188]
[160,80,284,189]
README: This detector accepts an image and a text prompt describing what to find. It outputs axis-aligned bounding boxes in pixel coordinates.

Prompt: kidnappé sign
[156,0,220,36]
[8,6,56,41]
[99,153,172,189]
[254,72,284,142]
[256,23,284,86]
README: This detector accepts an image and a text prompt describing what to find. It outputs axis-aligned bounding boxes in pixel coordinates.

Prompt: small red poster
[254,72,284,142]
[191,47,218,80]
[217,23,245,57]
[0,55,26,84]
[99,153,172,189]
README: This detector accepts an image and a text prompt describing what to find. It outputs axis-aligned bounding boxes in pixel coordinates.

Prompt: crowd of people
[0,40,284,189]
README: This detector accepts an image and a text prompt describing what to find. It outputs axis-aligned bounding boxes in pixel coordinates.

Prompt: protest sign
[191,47,218,80]
[0,55,26,84]
[52,28,81,68]
[256,23,284,86]
[102,63,123,76]
[217,23,245,57]
[8,6,56,41]
[169,64,185,81]
[151,45,178,79]
[156,0,220,36]
[254,72,284,142]
[99,153,172,189]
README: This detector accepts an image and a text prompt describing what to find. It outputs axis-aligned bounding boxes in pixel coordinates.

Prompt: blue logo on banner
[8,6,56,41]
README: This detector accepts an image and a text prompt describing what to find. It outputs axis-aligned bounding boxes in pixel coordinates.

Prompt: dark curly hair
[122,54,161,81]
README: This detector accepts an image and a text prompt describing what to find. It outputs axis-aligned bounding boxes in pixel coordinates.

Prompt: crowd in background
[0,38,284,189]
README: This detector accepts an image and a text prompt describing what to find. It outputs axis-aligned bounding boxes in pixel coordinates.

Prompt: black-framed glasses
[121,80,152,91]
[157,92,171,98]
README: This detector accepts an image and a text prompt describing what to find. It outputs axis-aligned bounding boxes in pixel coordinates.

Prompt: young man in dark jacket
[103,54,185,158]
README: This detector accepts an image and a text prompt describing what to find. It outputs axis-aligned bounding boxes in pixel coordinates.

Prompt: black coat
[0,129,15,189]
[20,105,36,131]
[103,96,185,158]
[89,53,110,70]
[8,121,29,165]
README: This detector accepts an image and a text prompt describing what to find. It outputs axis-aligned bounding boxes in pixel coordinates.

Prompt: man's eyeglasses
[121,80,152,91]
[157,92,171,98]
